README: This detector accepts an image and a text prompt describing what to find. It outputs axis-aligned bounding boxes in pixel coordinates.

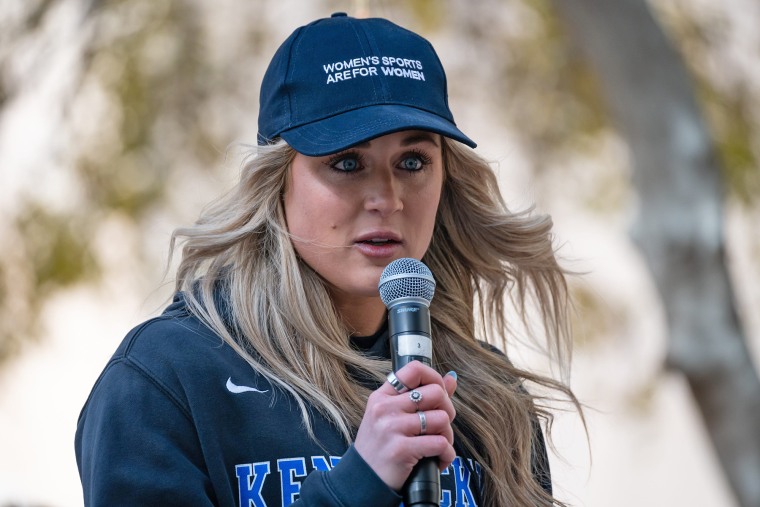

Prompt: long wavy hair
[170,137,581,506]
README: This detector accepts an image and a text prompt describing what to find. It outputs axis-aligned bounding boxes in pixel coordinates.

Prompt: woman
[76,13,579,507]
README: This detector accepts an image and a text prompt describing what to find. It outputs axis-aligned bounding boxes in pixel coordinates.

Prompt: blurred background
[1,0,758,505]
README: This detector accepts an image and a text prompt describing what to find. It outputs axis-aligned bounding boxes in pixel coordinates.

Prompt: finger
[405,385,456,421]
[443,370,458,398]
[403,410,454,442]
[409,435,456,469]
[380,361,445,396]
[437,442,458,472]
[384,370,410,394]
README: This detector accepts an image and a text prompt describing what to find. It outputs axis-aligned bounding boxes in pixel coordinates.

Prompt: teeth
[370,238,390,243]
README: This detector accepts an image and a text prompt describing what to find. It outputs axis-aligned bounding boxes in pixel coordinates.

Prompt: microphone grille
[378,258,436,306]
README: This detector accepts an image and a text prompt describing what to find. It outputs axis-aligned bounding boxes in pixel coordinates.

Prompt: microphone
[378,258,439,507]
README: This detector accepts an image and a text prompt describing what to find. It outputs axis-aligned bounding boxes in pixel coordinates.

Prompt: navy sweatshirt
[75,293,550,506]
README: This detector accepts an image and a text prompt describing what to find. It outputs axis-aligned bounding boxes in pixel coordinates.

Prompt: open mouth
[359,238,399,246]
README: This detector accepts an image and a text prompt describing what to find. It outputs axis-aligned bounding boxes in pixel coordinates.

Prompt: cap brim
[279,105,476,156]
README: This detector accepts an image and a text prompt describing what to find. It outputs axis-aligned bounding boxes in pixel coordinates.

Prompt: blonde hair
[170,138,580,506]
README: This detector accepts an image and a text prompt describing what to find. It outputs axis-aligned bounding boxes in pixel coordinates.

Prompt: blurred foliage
[0,0,224,364]
[404,0,446,32]
[503,0,609,158]
[492,0,760,207]
[0,204,96,362]
[15,204,99,291]
[78,0,210,217]
[570,283,630,348]
[654,2,760,205]
[712,91,760,204]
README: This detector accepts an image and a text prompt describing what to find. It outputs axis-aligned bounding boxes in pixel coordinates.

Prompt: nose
[364,168,403,216]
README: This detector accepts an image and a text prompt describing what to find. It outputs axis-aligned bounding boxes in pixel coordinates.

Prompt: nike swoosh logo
[226,377,268,394]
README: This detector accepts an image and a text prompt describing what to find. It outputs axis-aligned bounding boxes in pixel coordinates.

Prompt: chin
[352,283,385,299]
[335,276,385,300]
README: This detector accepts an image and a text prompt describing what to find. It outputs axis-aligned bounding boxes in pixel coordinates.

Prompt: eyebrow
[349,132,441,150]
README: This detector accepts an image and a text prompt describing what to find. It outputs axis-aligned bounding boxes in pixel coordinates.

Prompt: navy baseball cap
[257,13,476,156]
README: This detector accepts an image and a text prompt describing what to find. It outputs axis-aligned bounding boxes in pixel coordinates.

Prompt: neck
[332,293,387,336]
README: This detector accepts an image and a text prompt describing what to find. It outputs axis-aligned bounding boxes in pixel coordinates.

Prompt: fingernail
[446,370,458,381]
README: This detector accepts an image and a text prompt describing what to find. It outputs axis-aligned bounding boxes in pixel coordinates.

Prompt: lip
[353,231,404,258]
[354,231,403,243]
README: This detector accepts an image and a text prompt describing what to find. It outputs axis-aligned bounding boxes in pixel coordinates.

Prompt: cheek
[283,185,344,249]
[408,184,443,256]
[285,199,318,245]
[415,189,440,222]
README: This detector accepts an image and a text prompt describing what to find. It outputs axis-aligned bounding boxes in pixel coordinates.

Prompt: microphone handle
[392,341,440,507]
[403,458,440,507]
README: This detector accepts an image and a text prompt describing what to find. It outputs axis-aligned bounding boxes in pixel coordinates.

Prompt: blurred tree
[0,0,275,364]
[549,0,760,506]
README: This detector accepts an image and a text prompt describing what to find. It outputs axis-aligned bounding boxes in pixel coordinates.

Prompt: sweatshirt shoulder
[84,295,235,410]
[115,294,225,367]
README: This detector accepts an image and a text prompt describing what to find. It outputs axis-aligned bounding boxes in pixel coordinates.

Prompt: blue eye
[331,156,360,172]
[400,156,424,171]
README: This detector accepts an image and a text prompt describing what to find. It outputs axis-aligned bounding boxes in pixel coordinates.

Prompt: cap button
[331,12,348,17]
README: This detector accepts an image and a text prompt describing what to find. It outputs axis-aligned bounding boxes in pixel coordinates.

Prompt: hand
[353,361,458,491]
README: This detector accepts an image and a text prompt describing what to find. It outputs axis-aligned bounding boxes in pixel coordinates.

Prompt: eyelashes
[324,149,433,174]
[325,151,366,172]
[400,149,432,171]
